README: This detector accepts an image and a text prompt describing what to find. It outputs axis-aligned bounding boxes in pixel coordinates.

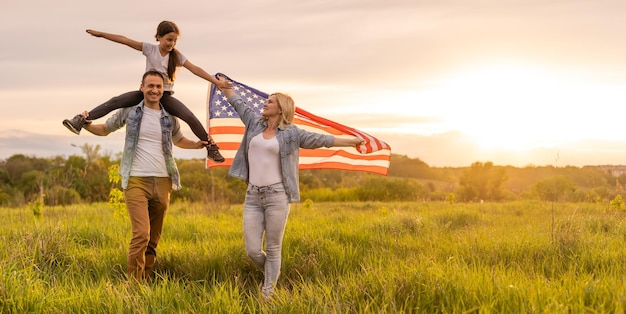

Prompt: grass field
[1,200,625,313]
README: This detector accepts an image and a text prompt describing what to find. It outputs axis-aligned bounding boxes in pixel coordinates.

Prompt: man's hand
[80,111,92,125]
[195,141,209,149]
[174,138,208,149]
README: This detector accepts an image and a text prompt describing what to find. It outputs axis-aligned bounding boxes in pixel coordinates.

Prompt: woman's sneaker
[62,114,88,135]
[207,144,225,163]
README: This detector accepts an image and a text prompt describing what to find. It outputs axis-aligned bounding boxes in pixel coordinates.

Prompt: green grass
[1,201,626,313]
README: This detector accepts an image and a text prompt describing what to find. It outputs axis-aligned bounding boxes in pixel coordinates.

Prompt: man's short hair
[142,70,165,84]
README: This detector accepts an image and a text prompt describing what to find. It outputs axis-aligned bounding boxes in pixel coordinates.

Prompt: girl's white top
[142,42,187,92]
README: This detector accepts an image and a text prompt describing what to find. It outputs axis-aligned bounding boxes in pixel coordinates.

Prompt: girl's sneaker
[62,114,89,135]
[207,144,225,163]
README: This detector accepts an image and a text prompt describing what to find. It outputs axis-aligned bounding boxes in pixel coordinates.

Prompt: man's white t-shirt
[130,107,169,177]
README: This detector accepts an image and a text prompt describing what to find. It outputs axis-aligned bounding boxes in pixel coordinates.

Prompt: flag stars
[209,82,269,116]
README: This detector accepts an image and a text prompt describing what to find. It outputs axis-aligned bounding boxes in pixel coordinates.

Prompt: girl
[63,21,231,162]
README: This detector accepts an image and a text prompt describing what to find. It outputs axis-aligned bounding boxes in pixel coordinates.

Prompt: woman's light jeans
[243,182,290,298]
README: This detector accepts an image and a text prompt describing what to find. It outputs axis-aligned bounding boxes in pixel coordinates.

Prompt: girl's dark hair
[155,21,180,82]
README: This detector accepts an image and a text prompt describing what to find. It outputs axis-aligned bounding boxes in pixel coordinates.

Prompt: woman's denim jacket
[227,94,334,203]
[105,101,184,190]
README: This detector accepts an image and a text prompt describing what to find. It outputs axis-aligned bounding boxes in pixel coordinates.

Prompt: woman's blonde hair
[271,93,295,129]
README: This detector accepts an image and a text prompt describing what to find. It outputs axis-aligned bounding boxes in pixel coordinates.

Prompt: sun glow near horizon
[412,62,626,151]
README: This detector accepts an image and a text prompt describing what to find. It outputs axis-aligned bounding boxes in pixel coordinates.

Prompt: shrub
[45,186,81,206]
[610,195,624,210]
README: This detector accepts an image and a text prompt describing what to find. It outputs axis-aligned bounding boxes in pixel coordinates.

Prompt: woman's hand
[215,79,232,90]
[216,74,235,97]
[333,136,365,147]
[215,80,232,90]
[352,137,365,146]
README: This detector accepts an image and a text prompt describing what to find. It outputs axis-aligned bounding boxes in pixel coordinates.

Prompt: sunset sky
[2,0,626,167]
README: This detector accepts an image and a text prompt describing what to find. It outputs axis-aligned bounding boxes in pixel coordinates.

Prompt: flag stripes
[206,74,391,175]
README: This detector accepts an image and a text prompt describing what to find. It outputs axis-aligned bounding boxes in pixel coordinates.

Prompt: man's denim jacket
[105,101,184,190]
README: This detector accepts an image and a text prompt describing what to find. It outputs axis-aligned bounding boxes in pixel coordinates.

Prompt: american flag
[205,74,391,175]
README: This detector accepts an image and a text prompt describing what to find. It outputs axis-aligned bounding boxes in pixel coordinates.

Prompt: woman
[62,21,231,162]
[217,74,363,298]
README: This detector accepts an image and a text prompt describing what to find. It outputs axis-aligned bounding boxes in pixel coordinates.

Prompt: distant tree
[299,169,367,191]
[225,176,247,203]
[15,170,43,203]
[531,175,576,202]
[0,190,10,206]
[74,143,102,168]
[355,176,426,201]
[388,154,436,179]
[5,154,45,183]
[66,145,111,203]
[587,186,610,203]
[618,173,626,187]
[81,158,111,202]
[174,159,239,203]
[457,161,507,202]
[566,166,613,189]
[0,168,9,185]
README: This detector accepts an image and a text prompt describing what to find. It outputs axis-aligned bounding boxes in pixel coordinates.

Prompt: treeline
[1,144,625,207]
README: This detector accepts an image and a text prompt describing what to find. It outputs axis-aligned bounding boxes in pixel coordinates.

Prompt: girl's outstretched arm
[183,60,232,90]
[86,29,143,51]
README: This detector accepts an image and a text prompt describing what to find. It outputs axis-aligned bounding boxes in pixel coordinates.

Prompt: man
[82,70,206,280]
